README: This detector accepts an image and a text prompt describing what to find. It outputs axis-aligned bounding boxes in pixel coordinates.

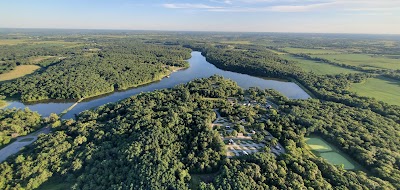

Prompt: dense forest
[0,76,397,189]
[183,43,400,122]
[180,43,400,188]
[0,39,191,102]
[0,108,42,146]
[0,31,399,189]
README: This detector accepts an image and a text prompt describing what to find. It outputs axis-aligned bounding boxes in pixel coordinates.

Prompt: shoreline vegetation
[0,40,192,103]
[4,65,188,105]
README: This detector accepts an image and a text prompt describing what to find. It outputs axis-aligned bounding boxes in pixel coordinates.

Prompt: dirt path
[0,126,50,162]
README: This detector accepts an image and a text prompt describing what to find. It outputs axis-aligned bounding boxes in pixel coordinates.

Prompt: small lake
[3,51,310,118]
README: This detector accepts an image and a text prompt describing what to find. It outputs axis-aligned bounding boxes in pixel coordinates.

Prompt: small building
[227,97,237,105]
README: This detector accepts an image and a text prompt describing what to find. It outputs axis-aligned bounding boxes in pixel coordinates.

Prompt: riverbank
[287,77,317,99]
[0,101,8,109]
[3,52,311,118]
[2,65,188,106]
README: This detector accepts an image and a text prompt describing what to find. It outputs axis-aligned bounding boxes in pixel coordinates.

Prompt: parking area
[225,139,265,158]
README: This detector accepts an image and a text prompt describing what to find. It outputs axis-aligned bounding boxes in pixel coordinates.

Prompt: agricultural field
[305,135,359,170]
[0,39,30,45]
[282,47,344,54]
[281,54,360,75]
[0,65,40,81]
[28,56,55,64]
[350,76,400,106]
[266,48,287,55]
[316,53,400,70]
[220,40,252,44]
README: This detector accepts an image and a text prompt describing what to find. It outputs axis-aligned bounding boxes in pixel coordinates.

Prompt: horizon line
[1,27,400,36]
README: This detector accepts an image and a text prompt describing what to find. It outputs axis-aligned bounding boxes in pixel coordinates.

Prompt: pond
[3,51,310,119]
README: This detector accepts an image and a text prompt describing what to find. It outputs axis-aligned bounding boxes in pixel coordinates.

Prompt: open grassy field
[350,76,400,106]
[0,65,41,81]
[319,152,356,170]
[281,54,360,75]
[220,40,252,45]
[0,38,82,48]
[28,56,55,64]
[0,39,30,45]
[266,48,287,55]
[305,137,333,152]
[316,54,400,70]
[305,135,358,170]
[282,47,344,54]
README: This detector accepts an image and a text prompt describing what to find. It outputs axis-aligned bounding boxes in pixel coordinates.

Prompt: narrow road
[0,126,50,162]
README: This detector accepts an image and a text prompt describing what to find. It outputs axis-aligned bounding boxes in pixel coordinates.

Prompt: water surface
[3,51,310,118]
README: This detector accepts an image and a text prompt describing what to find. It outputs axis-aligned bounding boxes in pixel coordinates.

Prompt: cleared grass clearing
[282,47,344,54]
[0,39,30,45]
[266,48,287,55]
[317,54,400,70]
[350,76,400,106]
[305,135,359,170]
[0,65,41,81]
[281,54,360,75]
[305,137,333,152]
[28,56,55,64]
[320,152,356,170]
[220,40,252,45]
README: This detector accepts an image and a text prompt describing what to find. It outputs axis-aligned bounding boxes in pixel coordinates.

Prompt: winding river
[3,51,310,119]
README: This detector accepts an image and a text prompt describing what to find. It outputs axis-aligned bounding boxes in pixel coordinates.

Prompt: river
[3,51,310,119]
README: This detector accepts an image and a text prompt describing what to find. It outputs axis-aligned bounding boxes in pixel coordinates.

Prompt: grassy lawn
[0,65,41,81]
[282,47,344,54]
[350,76,400,106]
[28,56,55,64]
[305,137,333,152]
[305,135,360,170]
[281,54,360,75]
[320,152,356,170]
[266,48,287,55]
[316,54,400,70]
[0,39,30,45]
[220,40,251,45]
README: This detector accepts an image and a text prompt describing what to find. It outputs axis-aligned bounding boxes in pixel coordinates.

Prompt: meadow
[316,54,400,70]
[0,65,41,81]
[282,47,344,54]
[281,54,360,75]
[350,76,400,106]
[305,135,358,170]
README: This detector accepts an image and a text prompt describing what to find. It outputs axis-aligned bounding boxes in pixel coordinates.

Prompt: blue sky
[0,0,399,34]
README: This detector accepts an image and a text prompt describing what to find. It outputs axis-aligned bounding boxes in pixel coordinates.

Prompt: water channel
[3,51,310,119]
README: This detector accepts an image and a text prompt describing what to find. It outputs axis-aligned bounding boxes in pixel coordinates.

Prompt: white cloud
[163,0,400,13]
